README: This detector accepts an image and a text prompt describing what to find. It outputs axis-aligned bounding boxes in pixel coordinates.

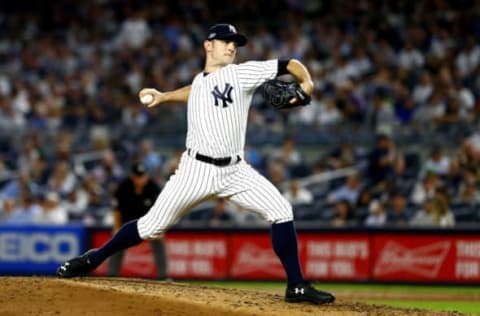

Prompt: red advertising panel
[300,234,370,280]
[228,233,371,280]
[165,233,228,279]
[452,237,480,282]
[91,231,160,277]
[229,233,285,279]
[372,234,480,282]
[91,231,228,279]
[89,229,480,283]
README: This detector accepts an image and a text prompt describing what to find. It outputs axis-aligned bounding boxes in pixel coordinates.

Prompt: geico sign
[0,232,79,262]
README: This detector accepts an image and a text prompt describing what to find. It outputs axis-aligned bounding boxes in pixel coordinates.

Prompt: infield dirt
[0,277,472,316]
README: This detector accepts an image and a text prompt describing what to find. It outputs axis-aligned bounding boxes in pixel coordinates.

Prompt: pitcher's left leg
[225,163,302,284]
[225,162,335,304]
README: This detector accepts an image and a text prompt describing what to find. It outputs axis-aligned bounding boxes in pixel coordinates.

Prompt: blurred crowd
[1,0,480,228]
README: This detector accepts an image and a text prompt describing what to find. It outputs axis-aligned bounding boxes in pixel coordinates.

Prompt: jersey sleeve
[236,60,278,92]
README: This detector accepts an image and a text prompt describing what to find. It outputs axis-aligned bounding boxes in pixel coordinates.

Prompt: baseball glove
[260,79,312,109]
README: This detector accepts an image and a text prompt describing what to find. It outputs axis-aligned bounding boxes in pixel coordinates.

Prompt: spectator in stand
[1,192,42,224]
[334,80,366,123]
[47,161,77,198]
[283,179,313,205]
[434,185,453,220]
[327,174,362,205]
[203,198,237,226]
[266,159,288,187]
[386,152,413,193]
[410,171,441,206]
[364,199,387,227]
[330,200,354,227]
[452,79,475,116]
[365,89,395,135]
[0,198,17,222]
[394,94,417,126]
[455,167,480,205]
[410,198,435,227]
[34,191,68,225]
[421,146,451,177]
[115,9,151,50]
[163,148,183,178]
[288,90,325,126]
[443,158,463,197]
[367,134,396,190]
[270,136,302,168]
[0,171,42,201]
[386,192,411,226]
[454,36,480,79]
[122,103,149,128]
[410,197,455,227]
[138,139,163,174]
[80,174,107,215]
[456,178,480,205]
[463,129,480,164]
[349,44,373,79]
[412,71,433,106]
[436,96,470,127]
[356,188,373,209]
[413,90,446,128]
[317,96,343,126]
[397,40,425,73]
[61,183,91,222]
[16,136,47,173]
[244,144,263,170]
[91,150,124,196]
[325,142,358,170]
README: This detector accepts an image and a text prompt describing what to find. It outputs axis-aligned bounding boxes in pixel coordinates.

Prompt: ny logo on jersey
[211,83,233,108]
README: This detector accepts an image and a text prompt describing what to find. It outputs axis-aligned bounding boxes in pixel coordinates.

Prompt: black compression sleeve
[277,59,290,76]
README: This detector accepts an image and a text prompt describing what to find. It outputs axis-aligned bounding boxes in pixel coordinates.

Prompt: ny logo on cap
[228,24,236,33]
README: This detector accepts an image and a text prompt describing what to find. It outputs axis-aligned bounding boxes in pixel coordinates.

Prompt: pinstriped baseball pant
[137,152,293,239]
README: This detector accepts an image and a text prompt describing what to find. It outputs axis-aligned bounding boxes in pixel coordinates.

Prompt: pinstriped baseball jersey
[137,59,293,240]
[187,60,277,157]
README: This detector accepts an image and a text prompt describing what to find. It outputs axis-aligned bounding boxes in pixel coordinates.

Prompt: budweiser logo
[231,243,284,276]
[374,241,451,278]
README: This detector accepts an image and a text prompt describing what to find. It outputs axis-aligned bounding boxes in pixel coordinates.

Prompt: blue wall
[0,225,86,275]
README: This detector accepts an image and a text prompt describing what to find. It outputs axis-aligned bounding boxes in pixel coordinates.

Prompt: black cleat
[56,249,98,278]
[285,282,335,305]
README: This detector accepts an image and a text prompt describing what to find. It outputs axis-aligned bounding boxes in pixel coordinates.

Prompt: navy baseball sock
[271,220,305,287]
[88,220,143,267]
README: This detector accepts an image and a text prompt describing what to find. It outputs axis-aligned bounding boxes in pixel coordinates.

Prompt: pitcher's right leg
[57,153,214,278]
[137,153,215,239]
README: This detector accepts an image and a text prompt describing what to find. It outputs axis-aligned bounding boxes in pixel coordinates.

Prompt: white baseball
[140,94,153,104]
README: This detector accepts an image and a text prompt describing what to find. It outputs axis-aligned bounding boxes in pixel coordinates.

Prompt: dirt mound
[0,277,468,316]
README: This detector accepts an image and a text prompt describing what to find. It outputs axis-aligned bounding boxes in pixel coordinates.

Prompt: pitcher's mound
[0,277,467,316]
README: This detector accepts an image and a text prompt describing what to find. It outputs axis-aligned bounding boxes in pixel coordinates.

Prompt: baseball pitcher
[57,23,335,305]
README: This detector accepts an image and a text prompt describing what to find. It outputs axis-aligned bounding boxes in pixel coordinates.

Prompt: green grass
[361,300,480,315]
[185,281,480,315]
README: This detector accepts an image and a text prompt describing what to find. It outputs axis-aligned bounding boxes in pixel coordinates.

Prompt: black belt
[188,149,241,166]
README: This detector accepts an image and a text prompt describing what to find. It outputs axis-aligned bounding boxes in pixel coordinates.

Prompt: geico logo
[0,232,79,262]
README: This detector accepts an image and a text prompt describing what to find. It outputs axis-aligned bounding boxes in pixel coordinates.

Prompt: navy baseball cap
[206,24,247,46]
[131,162,146,175]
